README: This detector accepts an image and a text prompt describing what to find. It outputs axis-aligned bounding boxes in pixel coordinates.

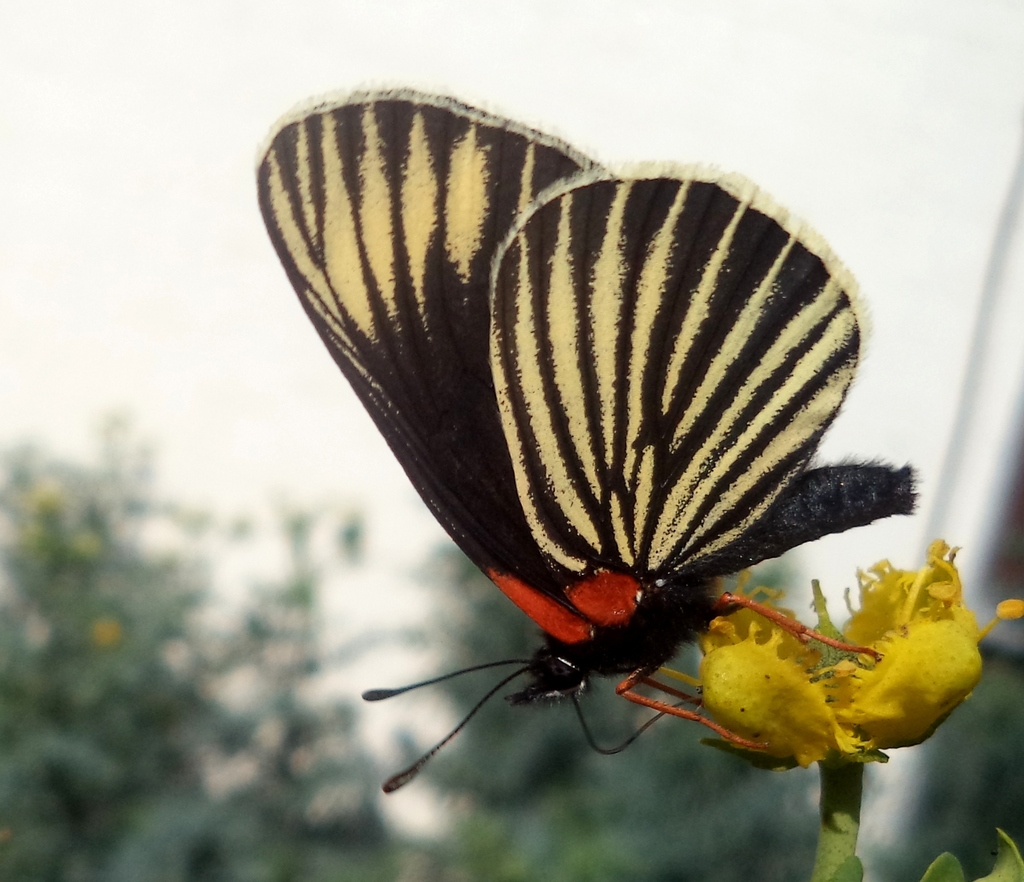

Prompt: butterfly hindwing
[490,172,863,580]
[257,91,599,593]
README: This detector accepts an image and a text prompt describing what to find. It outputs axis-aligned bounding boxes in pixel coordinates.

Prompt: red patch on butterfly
[488,569,639,644]
[566,571,639,626]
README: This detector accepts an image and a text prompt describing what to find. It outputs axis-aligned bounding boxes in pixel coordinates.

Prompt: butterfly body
[508,570,717,703]
[258,90,915,731]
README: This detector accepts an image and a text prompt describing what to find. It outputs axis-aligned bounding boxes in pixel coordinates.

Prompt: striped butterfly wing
[490,171,862,579]
[258,91,598,591]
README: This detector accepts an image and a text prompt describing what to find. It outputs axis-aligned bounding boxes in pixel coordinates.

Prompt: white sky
[4,1,1024,824]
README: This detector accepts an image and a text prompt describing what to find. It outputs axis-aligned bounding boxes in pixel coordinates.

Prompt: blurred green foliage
[0,425,388,882]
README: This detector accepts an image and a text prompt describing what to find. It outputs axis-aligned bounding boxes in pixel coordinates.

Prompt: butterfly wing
[490,170,867,579]
[257,91,598,593]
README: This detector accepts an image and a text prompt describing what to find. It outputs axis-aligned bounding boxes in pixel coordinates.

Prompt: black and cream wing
[257,91,598,591]
[490,171,865,578]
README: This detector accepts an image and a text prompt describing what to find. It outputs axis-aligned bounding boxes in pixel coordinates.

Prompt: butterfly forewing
[491,172,863,579]
[257,91,599,592]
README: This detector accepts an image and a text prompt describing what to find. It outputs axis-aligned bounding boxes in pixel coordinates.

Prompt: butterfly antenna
[572,694,666,756]
[380,666,530,792]
[362,658,531,701]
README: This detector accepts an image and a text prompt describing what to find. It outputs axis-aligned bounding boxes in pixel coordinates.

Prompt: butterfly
[257,88,915,772]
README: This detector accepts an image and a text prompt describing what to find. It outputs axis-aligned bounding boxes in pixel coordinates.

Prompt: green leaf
[827,855,863,882]
[973,830,1024,882]
[920,853,967,882]
[811,580,843,641]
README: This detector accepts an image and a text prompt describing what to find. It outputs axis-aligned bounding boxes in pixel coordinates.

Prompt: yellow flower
[833,541,991,748]
[692,541,1022,766]
[700,618,858,766]
[24,479,65,516]
[91,617,123,648]
[70,530,103,560]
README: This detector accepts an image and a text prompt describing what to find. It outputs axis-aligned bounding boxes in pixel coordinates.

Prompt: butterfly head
[507,647,587,705]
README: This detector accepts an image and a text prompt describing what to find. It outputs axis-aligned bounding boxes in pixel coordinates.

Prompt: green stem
[809,762,864,882]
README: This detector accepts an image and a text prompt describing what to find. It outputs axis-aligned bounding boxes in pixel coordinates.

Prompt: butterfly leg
[714,592,882,660]
[615,670,768,751]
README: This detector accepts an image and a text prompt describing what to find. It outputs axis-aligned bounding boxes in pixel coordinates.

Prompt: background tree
[0,424,391,882]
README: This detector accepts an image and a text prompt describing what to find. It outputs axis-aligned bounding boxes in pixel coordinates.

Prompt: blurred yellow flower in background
[91,617,123,649]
